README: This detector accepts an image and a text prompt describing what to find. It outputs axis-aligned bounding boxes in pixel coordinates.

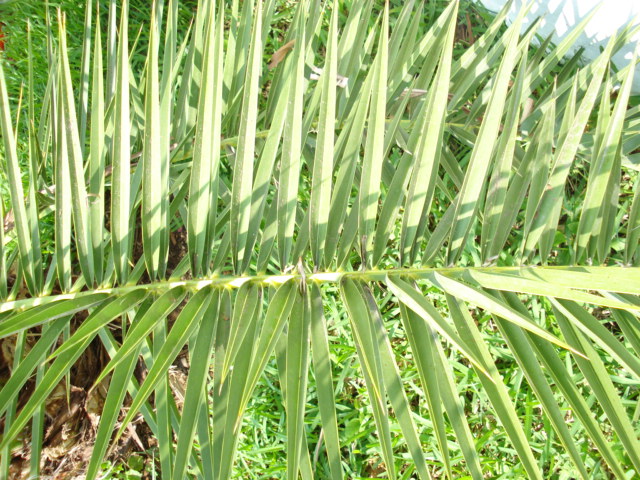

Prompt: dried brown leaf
[268,40,296,70]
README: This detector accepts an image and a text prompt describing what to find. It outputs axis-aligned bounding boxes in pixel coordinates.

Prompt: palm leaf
[1,1,639,478]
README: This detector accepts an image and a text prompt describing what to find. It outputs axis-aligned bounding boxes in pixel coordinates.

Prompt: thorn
[297,257,307,295]
[360,235,368,271]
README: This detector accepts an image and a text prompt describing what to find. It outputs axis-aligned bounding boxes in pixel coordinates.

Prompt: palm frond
[1,0,640,478]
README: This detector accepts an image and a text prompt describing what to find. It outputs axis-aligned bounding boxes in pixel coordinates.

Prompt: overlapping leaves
[1,0,640,478]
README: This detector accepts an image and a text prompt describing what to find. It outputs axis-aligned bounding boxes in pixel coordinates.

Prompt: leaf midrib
[3,265,638,313]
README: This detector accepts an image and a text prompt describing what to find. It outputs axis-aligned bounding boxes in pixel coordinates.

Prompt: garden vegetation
[1,0,640,478]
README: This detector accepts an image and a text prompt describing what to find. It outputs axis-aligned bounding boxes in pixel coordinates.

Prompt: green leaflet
[358,2,388,268]
[231,0,263,273]
[110,0,132,283]
[309,3,338,270]
[277,0,306,269]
